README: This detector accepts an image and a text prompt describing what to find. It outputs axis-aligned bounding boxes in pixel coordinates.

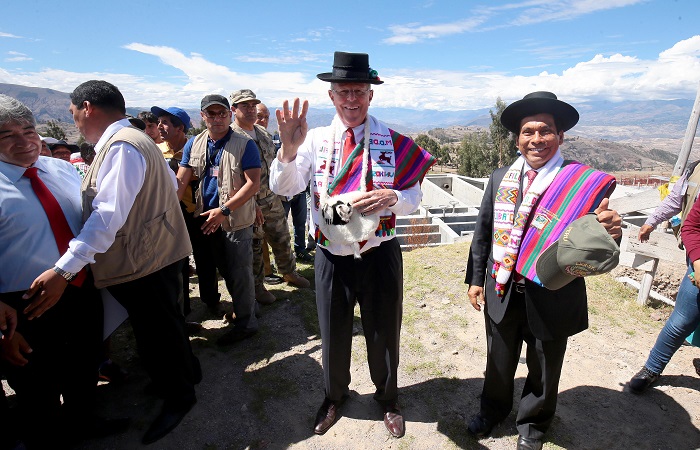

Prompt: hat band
[331,68,370,80]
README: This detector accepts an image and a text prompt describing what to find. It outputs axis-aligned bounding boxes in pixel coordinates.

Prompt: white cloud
[0,32,21,38]
[383,0,645,44]
[5,51,32,62]
[0,37,698,112]
[384,18,485,44]
[373,35,700,110]
[236,51,325,65]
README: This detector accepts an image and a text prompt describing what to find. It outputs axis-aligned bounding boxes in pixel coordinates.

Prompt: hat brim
[201,100,229,110]
[230,98,261,105]
[50,144,80,153]
[128,117,147,131]
[501,97,579,134]
[150,106,169,117]
[535,241,577,291]
[317,73,383,85]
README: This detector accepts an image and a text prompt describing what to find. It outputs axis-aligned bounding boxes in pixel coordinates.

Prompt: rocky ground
[4,242,700,450]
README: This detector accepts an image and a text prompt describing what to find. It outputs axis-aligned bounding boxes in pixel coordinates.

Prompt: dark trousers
[482,289,568,439]
[282,192,308,252]
[183,211,221,308]
[315,239,403,404]
[107,261,199,407]
[0,282,103,447]
[185,223,257,332]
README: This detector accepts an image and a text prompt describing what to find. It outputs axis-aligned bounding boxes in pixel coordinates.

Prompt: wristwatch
[219,204,231,216]
[53,266,77,282]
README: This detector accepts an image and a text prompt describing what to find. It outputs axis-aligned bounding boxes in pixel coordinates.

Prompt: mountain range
[1,82,698,170]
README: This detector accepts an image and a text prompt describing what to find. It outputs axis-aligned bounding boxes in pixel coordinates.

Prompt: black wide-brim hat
[500,91,579,134]
[317,51,383,85]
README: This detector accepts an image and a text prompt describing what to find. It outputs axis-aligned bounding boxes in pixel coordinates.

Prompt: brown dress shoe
[383,404,405,438]
[255,285,276,305]
[283,271,311,288]
[314,398,340,435]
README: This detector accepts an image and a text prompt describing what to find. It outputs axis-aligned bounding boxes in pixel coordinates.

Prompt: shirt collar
[209,128,233,147]
[0,155,53,183]
[94,118,131,154]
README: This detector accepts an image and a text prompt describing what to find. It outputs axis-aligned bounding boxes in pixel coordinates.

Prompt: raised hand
[276,98,309,163]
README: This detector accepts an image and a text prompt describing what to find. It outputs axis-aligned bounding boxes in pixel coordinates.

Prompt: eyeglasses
[203,110,229,119]
[332,89,370,99]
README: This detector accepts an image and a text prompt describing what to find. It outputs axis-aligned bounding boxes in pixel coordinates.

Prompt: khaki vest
[681,161,700,225]
[231,123,276,200]
[81,126,192,288]
[188,129,256,232]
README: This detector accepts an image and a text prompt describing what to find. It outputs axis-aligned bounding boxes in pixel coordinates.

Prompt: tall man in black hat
[465,91,622,450]
[270,51,435,439]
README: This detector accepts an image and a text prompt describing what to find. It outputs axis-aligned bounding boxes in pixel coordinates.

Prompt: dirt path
[8,242,697,449]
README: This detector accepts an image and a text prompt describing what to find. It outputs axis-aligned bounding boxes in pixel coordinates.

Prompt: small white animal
[318,192,380,258]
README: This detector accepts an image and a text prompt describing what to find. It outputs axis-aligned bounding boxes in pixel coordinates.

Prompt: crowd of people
[0,50,694,450]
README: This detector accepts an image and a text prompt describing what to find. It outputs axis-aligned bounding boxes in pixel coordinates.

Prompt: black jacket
[465,165,588,341]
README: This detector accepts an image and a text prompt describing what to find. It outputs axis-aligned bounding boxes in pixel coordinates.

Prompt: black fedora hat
[317,51,383,85]
[500,91,579,134]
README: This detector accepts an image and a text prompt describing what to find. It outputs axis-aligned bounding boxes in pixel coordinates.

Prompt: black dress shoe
[383,403,405,438]
[216,328,257,346]
[142,398,196,445]
[467,412,495,437]
[517,435,543,450]
[85,417,131,439]
[296,250,314,263]
[185,321,203,336]
[629,366,659,394]
[314,398,343,435]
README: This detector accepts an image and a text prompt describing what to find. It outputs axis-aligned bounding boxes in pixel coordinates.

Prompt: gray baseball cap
[229,89,260,106]
[535,214,620,290]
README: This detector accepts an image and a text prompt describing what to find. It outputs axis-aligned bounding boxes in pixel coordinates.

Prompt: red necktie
[523,169,537,195]
[341,127,356,167]
[24,167,85,286]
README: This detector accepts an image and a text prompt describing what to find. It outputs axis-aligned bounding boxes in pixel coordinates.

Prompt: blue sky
[1,0,699,111]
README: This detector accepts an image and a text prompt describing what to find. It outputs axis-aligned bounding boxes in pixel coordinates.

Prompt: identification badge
[531,213,551,230]
[210,165,219,177]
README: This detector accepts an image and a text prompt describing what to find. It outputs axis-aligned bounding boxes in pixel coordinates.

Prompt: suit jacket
[465,165,588,341]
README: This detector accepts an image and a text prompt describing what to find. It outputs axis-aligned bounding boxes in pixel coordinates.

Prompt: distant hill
[0,83,74,123]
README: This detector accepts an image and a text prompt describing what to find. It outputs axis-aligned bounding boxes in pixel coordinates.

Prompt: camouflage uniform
[233,122,296,287]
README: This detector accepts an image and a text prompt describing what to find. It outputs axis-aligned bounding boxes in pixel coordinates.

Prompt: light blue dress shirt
[0,156,83,292]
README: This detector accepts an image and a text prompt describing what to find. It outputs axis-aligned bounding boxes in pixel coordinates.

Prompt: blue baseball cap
[150,106,191,131]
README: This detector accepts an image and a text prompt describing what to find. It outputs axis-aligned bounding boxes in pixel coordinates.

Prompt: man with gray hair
[270,52,435,439]
[0,94,127,447]
[24,81,200,445]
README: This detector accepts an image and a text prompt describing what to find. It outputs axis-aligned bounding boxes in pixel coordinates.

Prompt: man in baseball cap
[175,93,262,344]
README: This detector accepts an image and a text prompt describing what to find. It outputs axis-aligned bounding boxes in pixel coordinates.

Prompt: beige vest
[81,126,192,288]
[188,129,256,232]
[231,122,276,200]
[681,161,700,225]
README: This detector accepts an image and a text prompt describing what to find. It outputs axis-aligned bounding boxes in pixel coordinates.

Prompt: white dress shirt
[269,118,422,256]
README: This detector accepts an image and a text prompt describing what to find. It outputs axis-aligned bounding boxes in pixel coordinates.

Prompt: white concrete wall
[452,177,488,205]
[421,177,461,208]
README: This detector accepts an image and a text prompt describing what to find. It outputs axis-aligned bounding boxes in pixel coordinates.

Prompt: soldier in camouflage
[230,89,310,304]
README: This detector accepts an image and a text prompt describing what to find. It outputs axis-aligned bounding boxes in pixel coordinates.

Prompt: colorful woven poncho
[314,115,436,245]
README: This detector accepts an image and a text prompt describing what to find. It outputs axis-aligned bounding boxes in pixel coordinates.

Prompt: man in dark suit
[465,92,622,450]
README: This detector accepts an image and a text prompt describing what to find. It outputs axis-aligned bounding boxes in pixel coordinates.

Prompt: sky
[1,0,700,112]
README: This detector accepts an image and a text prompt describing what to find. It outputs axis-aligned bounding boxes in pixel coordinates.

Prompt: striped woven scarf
[515,162,616,285]
[492,152,564,295]
[315,115,435,245]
